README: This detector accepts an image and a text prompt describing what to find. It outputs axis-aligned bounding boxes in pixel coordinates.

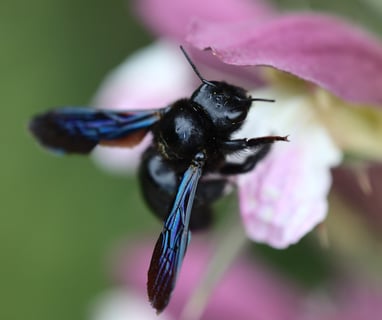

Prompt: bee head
[180,46,274,135]
[191,81,252,134]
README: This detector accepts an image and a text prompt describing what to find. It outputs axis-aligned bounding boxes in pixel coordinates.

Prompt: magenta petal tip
[134,0,275,40]
[188,13,382,105]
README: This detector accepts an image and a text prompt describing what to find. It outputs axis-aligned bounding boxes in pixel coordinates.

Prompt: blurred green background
[1,0,382,319]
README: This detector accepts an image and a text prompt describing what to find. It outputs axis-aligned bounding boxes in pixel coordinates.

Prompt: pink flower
[90,240,382,320]
[90,238,303,320]
[92,0,382,248]
[304,279,382,320]
[329,282,382,320]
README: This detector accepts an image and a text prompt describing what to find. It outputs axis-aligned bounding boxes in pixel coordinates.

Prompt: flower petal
[93,42,194,111]
[307,280,382,320]
[134,0,274,40]
[236,90,342,248]
[90,289,173,320]
[188,13,382,105]
[313,90,382,161]
[332,281,382,320]
[116,238,303,319]
[91,42,194,174]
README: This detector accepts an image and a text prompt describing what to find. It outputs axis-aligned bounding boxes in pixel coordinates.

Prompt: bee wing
[147,155,205,313]
[29,107,162,154]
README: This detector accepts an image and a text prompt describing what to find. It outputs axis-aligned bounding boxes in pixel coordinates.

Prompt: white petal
[92,135,152,175]
[91,41,195,174]
[89,289,173,320]
[93,41,194,110]
[237,89,342,248]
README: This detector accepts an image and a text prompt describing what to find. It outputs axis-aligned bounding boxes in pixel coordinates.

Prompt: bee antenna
[180,46,215,87]
[249,98,275,103]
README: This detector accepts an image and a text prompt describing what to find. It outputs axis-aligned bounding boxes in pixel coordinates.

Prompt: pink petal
[134,0,274,40]
[236,96,342,248]
[188,13,382,105]
[307,280,382,320]
[331,282,382,320]
[115,238,303,320]
[238,143,330,248]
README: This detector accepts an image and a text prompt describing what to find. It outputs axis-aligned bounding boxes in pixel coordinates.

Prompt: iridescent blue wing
[147,153,205,313]
[29,107,162,154]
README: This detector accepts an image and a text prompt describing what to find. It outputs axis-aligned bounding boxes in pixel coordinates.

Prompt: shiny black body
[29,46,287,313]
[139,84,275,231]
[139,146,228,230]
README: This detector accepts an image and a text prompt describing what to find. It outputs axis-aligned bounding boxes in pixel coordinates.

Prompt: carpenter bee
[29,46,288,313]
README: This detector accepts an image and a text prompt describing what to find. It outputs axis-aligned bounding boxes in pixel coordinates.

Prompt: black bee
[29,46,288,313]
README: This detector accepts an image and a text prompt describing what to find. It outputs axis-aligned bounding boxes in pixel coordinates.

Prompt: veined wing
[29,107,162,154]
[147,153,206,313]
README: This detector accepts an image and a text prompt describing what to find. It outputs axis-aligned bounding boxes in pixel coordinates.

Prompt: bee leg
[219,135,288,175]
[220,143,271,175]
[221,135,289,152]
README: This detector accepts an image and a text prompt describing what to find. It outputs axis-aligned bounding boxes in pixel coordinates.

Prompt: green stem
[179,219,248,320]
